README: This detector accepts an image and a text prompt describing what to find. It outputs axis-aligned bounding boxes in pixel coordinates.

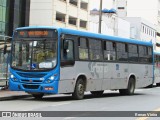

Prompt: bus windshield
[11,29,58,71]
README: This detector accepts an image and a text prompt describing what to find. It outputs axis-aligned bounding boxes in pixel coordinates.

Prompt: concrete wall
[89,13,130,38]
[29,0,90,31]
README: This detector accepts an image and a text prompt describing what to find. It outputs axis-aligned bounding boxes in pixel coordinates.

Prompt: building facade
[0,0,30,87]
[0,0,30,38]
[125,17,157,50]
[89,10,130,38]
[30,0,90,31]
[114,0,160,51]
[114,0,160,25]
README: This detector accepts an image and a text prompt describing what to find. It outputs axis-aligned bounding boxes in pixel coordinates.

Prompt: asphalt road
[1,86,160,120]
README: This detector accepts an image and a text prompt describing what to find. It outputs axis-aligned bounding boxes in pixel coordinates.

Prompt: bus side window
[63,39,74,60]
[104,41,116,61]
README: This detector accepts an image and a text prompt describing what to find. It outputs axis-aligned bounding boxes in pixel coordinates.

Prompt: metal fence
[0,51,9,87]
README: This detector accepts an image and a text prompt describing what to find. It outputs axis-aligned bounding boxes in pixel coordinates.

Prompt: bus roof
[15,26,153,47]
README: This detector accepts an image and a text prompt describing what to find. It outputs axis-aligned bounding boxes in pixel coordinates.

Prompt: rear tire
[145,84,153,88]
[119,77,135,95]
[72,78,85,100]
[32,93,44,99]
[90,90,104,97]
[156,83,160,87]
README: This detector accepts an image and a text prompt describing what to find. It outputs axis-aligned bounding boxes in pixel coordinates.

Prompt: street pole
[98,0,102,34]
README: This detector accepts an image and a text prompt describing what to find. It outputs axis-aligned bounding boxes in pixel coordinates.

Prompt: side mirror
[63,40,69,49]
[4,45,7,54]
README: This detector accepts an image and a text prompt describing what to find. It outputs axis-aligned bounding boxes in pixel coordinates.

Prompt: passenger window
[104,41,116,61]
[128,44,138,62]
[78,38,89,60]
[89,39,102,61]
[62,39,74,60]
[116,43,128,61]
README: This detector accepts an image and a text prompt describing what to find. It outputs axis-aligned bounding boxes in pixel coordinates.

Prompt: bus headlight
[45,76,55,83]
[10,74,18,82]
[50,76,55,80]
[11,74,14,79]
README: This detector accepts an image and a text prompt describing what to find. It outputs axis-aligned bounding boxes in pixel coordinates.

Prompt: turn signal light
[44,87,54,90]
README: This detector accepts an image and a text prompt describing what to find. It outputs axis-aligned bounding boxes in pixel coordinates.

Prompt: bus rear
[9,27,60,98]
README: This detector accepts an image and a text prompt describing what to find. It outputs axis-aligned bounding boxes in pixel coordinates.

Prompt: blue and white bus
[9,26,153,100]
[154,52,160,86]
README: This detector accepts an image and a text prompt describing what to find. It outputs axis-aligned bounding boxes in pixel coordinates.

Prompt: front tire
[90,90,104,97]
[72,78,85,100]
[119,77,135,95]
[156,83,160,87]
[32,93,44,99]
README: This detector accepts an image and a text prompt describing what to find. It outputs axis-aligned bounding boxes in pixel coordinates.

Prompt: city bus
[9,26,153,100]
[154,52,160,86]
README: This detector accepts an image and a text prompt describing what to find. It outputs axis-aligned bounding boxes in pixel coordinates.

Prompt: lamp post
[98,0,102,33]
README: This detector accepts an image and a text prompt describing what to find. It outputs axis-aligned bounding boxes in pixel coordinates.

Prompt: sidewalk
[0,88,31,101]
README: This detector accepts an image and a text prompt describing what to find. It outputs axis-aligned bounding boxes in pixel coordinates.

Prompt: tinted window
[139,46,148,63]
[89,39,102,60]
[104,41,116,61]
[128,44,138,62]
[78,38,89,60]
[117,43,128,61]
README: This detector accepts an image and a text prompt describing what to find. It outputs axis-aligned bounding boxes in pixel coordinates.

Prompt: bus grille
[17,72,46,78]
[23,85,40,89]
[21,80,42,83]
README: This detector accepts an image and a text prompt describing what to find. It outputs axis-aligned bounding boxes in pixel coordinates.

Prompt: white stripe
[64,117,77,120]
[51,102,71,107]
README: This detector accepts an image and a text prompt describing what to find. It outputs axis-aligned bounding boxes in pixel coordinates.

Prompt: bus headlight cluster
[45,76,55,83]
[10,74,18,82]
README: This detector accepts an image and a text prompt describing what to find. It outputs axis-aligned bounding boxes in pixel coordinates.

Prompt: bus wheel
[90,90,104,97]
[32,93,44,99]
[145,84,153,88]
[156,83,160,87]
[119,77,135,95]
[72,78,85,100]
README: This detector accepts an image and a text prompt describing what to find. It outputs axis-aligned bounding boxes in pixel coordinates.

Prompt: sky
[90,0,158,25]
[90,0,113,10]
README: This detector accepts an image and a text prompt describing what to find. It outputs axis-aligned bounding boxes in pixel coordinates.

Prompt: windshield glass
[11,30,58,71]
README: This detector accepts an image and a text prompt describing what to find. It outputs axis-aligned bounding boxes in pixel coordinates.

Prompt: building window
[118,7,125,9]
[81,0,88,10]
[0,0,7,35]
[59,0,66,2]
[56,12,65,23]
[69,16,77,26]
[142,26,144,33]
[80,20,87,28]
[69,0,77,6]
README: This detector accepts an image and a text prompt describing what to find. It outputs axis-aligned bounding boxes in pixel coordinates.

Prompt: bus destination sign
[16,30,55,38]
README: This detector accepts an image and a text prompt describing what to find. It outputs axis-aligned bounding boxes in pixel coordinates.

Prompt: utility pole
[98,0,102,33]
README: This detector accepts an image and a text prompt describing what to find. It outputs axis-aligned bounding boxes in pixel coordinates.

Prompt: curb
[0,94,32,101]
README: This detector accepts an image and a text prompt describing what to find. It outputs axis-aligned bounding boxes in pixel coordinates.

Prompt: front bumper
[9,79,59,94]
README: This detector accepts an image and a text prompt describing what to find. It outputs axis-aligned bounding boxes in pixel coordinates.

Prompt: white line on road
[51,102,72,107]
[64,117,77,120]
[23,102,72,111]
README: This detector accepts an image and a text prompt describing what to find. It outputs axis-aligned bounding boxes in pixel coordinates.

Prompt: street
[0,86,160,120]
